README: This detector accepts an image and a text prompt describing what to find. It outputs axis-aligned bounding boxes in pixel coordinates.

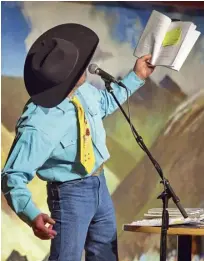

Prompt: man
[2,24,154,261]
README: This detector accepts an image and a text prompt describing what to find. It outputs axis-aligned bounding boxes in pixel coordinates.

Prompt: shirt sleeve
[1,126,55,226]
[98,71,145,118]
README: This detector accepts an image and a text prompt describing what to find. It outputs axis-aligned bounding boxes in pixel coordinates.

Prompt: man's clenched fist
[32,213,57,240]
[134,54,155,80]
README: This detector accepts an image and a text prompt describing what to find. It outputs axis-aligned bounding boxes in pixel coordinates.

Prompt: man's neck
[67,86,78,98]
[67,78,86,99]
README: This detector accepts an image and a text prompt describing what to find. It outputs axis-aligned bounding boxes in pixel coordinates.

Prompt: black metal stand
[158,189,170,260]
[103,78,188,261]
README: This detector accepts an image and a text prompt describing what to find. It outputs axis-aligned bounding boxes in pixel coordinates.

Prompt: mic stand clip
[103,78,114,92]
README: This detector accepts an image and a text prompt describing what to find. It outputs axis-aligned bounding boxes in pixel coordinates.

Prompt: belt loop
[91,163,104,177]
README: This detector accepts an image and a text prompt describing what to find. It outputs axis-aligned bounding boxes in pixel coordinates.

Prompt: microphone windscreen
[88,64,98,74]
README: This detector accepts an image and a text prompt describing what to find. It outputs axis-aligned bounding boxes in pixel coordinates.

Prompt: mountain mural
[1,76,29,132]
[2,1,204,261]
[114,92,204,260]
[104,77,187,182]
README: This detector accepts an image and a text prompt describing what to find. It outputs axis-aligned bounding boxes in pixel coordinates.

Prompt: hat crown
[24,23,99,108]
[32,38,79,85]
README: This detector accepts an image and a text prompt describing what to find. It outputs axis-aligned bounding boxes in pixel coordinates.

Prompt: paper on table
[134,10,171,65]
[148,208,204,214]
[127,217,204,227]
[146,208,204,218]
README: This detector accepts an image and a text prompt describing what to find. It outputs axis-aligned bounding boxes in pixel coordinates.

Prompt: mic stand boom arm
[103,78,188,261]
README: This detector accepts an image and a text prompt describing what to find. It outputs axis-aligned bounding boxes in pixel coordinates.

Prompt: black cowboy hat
[24,23,99,108]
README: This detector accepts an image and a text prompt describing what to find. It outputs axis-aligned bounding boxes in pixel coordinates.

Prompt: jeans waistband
[47,164,104,187]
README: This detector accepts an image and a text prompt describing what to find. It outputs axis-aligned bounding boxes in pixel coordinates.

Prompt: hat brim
[24,23,99,108]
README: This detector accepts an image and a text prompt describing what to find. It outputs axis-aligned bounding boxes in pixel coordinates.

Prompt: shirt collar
[56,97,71,113]
[56,82,87,113]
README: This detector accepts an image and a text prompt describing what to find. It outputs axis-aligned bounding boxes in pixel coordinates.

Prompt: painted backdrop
[1,1,204,261]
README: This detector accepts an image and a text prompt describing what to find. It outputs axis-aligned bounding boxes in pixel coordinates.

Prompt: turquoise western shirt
[1,71,144,225]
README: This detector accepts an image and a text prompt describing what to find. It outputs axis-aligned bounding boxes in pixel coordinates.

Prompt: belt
[91,163,104,176]
[48,164,104,186]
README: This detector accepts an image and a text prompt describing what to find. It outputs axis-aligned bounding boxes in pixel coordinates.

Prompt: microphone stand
[102,78,188,261]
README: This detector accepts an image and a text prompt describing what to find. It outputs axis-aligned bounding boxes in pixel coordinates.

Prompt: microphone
[88,64,118,83]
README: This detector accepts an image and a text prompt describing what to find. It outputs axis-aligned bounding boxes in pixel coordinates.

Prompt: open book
[134,10,201,71]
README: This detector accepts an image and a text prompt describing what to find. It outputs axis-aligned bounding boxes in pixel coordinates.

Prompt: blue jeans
[47,172,118,261]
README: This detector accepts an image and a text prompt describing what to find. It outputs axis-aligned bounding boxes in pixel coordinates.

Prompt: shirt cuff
[22,200,41,225]
[128,70,145,86]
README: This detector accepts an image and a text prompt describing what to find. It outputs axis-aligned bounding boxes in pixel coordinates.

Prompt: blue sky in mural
[96,3,204,46]
[1,1,204,77]
[1,1,29,76]
[95,4,151,49]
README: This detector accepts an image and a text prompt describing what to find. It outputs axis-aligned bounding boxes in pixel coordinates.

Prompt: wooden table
[124,225,204,261]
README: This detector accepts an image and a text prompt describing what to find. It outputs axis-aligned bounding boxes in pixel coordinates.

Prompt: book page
[154,21,196,66]
[172,30,201,71]
[134,10,171,65]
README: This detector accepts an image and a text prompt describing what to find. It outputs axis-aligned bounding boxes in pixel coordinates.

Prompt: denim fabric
[47,171,118,261]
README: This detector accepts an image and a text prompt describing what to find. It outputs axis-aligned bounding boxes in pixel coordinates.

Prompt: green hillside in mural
[1,76,29,132]
[104,77,187,182]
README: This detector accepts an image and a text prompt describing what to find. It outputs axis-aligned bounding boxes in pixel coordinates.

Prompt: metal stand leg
[177,235,192,261]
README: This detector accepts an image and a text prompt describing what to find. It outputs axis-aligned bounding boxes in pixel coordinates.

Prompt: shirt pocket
[51,132,79,162]
[87,105,98,117]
